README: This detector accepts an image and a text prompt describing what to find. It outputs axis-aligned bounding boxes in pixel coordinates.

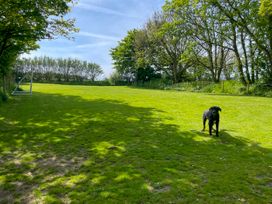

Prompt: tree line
[110,0,272,85]
[15,57,103,83]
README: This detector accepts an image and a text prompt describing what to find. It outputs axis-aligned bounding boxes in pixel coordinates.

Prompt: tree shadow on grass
[0,92,272,203]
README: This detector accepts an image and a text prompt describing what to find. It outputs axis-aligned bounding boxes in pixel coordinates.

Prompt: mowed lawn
[0,84,272,203]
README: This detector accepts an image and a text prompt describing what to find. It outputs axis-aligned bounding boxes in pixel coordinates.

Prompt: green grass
[0,83,272,203]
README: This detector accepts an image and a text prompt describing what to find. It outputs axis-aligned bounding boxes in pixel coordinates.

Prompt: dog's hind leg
[202,117,207,131]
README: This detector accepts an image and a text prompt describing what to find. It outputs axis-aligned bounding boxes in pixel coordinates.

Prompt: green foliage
[0,90,8,102]
[0,0,77,49]
[259,0,272,16]
[15,56,103,83]
[199,81,245,95]
[0,84,272,202]
[111,29,162,84]
[250,82,272,97]
[133,80,272,97]
[108,71,129,85]
[134,78,172,89]
[110,30,138,82]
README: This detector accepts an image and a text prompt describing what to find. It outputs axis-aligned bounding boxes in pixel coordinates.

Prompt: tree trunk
[249,39,255,83]
[240,31,251,84]
[171,62,178,84]
[217,43,226,82]
[207,46,217,82]
[232,25,247,85]
[2,75,6,95]
[268,15,272,78]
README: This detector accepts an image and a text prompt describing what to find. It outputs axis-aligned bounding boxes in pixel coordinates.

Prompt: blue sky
[24,0,165,78]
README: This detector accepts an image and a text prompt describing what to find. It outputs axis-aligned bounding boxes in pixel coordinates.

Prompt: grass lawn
[0,83,272,203]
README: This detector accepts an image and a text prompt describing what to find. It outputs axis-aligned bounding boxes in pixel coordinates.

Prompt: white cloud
[77,2,139,18]
[76,41,112,48]
[77,31,120,41]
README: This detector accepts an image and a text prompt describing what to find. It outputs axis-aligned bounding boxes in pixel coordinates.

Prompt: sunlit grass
[0,83,272,203]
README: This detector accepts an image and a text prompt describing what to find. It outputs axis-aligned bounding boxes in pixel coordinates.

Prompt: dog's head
[209,106,221,116]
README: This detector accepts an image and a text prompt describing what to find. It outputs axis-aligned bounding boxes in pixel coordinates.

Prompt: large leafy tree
[164,0,272,84]
[129,12,192,84]
[209,0,272,82]
[0,0,77,93]
[145,12,192,83]
[164,0,230,82]
[110,30,138,83]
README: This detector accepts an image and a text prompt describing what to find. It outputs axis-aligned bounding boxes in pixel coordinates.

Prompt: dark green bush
[250,83,272,97]
[0,91,8,102]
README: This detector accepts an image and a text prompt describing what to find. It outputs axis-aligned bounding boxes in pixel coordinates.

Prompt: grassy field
[0,83,272,203]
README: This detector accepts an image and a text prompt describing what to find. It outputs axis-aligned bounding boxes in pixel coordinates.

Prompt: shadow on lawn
[0,92,272,203]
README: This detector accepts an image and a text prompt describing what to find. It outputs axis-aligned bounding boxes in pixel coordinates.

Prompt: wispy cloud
[77,2,139,18]
[76,42,112,49]
[78,31,120,41]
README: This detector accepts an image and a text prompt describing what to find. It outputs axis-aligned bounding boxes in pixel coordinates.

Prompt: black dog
[202,106,221,136]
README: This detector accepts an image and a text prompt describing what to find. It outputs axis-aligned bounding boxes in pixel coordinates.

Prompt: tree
[164,0,236,83]
[110,30,138,83]
[209,0,272,82]
[134,12,192,83]
[0,47,18,94]
[86,63,103,82]
[0,0,77,93]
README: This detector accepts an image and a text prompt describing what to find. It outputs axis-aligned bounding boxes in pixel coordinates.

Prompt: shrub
[0,91,8,102]
[134,79,172,89]
[250,83,272,97]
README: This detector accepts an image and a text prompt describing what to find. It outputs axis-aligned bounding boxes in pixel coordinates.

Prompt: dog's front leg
[215,120,219,136]
[208,120,213,136]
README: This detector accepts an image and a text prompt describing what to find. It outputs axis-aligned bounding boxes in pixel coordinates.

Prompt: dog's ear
[210,106,221,111]
[209,106,219,110]
[209,106,215,111]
